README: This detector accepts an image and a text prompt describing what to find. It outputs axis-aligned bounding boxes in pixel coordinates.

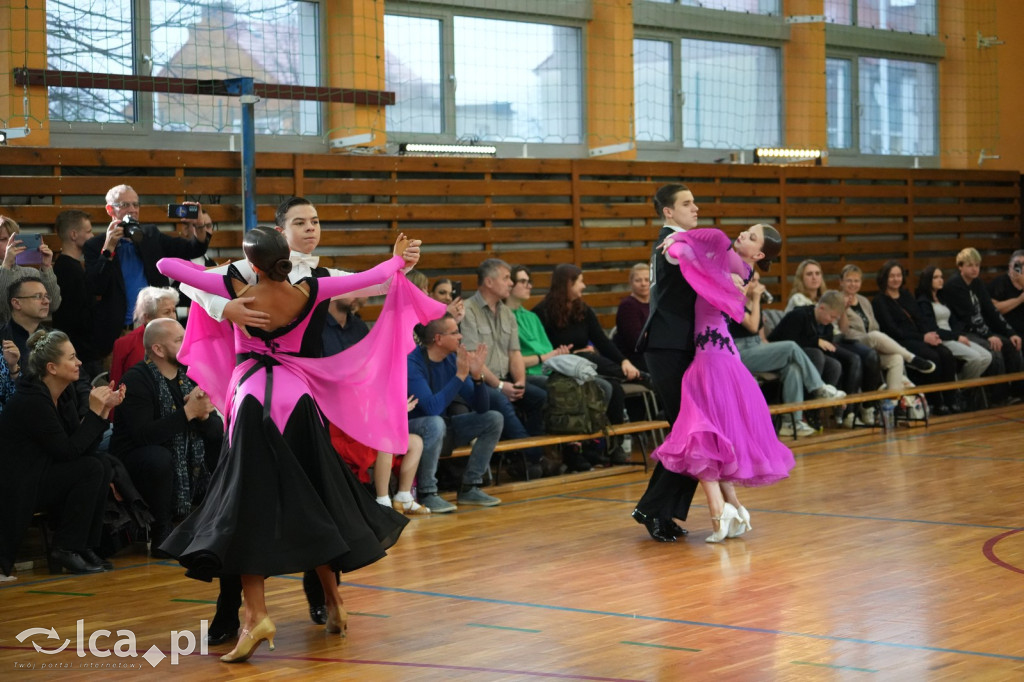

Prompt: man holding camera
[84,184,211,359]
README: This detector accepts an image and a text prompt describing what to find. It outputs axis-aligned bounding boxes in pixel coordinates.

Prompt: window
[384,12,583,145]
[827,56,936,156]
[858,57,935,155]
[454,17,581,144]
[46,0,323,135]
[680,39,780,150]
[824,0,936,36]
[826,58,852,149]
[385,15,443,134]
[644,0,779,13]
[633,39,673,142]
[47,0,134,124]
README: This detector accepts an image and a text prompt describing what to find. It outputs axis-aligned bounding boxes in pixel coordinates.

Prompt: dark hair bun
[268,258,292,282]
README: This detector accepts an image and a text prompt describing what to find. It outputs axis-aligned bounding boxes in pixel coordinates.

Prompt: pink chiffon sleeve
[665,228,746,323]
[156,258,232,298]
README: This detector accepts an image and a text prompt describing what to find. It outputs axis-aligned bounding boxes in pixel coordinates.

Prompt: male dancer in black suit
[632,184,701,542]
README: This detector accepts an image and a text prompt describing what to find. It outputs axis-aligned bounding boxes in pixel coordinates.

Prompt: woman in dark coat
[0,330,123,577]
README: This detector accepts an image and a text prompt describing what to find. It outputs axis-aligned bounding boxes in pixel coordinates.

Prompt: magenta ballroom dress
[651,229,795,486]
[154,255,445,581]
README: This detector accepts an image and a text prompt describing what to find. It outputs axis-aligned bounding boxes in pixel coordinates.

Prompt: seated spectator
[769,290,864,403]
[872,261,958,414]
[784,258,826,312]
[323,296,428,515]
[52,210,103,380]
[505,265,571,383]
[2,277,52,363]
[533,263,641,429]
[111,319,223,556]
[942,248,1023,403]
[915,266,992,386]
[988,250,1024,342]
[430,277,464,323]
[0,338,19,411]
[839,264,935,390]
[330,398,428,516]
[788,260,880,411]
[460,258,547,473]
[406,269,429,293]
[731,270,844,436]
[0,330,122,577]
[110,286,179,386]
[408,314,503,512]
[321,295,369,358]
[614,263,651,372]
[0,215,62,327]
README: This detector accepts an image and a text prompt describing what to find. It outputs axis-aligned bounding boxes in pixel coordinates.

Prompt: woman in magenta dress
[651,224,793,543]
[156,227,443,662]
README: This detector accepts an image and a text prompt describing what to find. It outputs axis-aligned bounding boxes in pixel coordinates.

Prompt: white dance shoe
[706,503,740,543]
[728,505,752,538]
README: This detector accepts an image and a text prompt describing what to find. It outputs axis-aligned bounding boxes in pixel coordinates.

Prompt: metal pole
[225,77,258,231]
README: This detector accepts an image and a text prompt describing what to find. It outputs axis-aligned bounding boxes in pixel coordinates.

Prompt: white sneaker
[779,420,815,437]
[812,384,846,399]
[858,405,876,425]
[843,412,856,429]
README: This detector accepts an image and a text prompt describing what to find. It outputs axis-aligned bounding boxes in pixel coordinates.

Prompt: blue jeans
[734,336,825,421]
[409,411,504,494]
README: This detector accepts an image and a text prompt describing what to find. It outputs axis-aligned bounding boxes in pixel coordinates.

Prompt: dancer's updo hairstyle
[755,224,782,272]
[26,329,70,378]
[243,225,292,282]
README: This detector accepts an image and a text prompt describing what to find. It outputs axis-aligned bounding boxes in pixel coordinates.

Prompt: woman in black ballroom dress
[157,226,442,663]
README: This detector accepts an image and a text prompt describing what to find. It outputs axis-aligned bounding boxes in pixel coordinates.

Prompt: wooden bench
[449,419,670,483]
[769,370,1024,439]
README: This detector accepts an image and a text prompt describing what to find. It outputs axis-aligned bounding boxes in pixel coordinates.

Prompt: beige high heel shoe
[706,503,740,543]
[220,616,276,663]
[326,603,348,636]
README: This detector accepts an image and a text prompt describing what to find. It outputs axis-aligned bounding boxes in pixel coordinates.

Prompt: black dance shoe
[80,549,113,571]
[309,605,328,625]
[49,548,105,574]
[631,509,676,543]
[666,520,688,537]
[206,626,238,646]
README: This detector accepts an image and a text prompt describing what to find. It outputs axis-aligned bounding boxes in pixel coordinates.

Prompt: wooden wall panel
[1,148,1019,327]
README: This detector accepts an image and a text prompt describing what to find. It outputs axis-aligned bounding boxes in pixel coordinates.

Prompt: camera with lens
[119,215,145,244]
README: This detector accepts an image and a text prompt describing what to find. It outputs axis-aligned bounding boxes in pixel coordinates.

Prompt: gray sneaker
[456,486,501,507]
[419,494,457,513]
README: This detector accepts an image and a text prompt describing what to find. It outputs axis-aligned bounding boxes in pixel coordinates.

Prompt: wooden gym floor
[2,405,1023,680]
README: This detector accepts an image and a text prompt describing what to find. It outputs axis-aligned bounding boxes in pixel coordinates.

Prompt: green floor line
[170,598,217,604]
[466,623,541,633]
[620,640,700,653]
[792,660,878,673]
[349,612,390,618]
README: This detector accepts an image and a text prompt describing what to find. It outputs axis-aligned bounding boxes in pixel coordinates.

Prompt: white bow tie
[290,252,319,269]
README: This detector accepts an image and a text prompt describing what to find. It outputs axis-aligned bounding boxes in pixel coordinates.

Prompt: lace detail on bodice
[695,325,735,355]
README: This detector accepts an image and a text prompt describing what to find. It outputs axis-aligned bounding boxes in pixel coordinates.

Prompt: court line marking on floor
[620,640,700,653]
[0,645,643,681]
[982,529,1024,575]
[792,660,878,673]
[328,580,1024,663]
[467,623,542,633]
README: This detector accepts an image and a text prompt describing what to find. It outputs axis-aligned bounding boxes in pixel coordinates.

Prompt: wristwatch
[101,248,114,260]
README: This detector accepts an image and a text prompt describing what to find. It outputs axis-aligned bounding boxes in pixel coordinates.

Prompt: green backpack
[544,372,610,435]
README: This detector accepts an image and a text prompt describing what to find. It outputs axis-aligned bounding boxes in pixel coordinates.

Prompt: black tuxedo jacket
[637,225,697,353]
